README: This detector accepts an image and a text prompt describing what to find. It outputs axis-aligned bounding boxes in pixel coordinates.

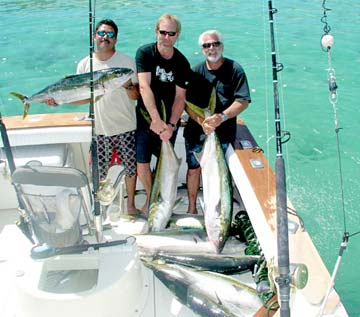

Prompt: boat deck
[0,113,348,316]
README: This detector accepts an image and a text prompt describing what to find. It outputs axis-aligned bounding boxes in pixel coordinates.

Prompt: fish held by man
[10,67,134,119]
[186,90,233,254]
[148,140,182,231]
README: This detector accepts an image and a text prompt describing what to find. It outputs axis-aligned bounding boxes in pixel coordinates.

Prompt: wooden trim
[3,112,91,130]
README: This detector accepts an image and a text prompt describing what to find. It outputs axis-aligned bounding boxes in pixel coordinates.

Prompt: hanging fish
[186,89,233,254]
[142,101,182,231]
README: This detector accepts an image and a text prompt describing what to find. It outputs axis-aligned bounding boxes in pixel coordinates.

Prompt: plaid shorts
[95,130,136,180]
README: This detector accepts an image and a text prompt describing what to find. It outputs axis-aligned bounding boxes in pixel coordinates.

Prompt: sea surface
[1,0,359,315]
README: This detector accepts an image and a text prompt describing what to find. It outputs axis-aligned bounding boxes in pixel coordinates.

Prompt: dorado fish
[148,140,181,231]
[144,261,263,317]
[186,90,233,253]
[143,251,259,274]
[10,67,134,119]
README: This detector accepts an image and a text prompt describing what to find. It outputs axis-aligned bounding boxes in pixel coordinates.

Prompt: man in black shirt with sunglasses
[184,29,251,214]
[135,13,191,214]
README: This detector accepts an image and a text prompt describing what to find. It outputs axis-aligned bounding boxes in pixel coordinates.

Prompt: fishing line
[261,0,273,197]
[320,0,349,240]
[319,1,353,315]
[320,0,360,237]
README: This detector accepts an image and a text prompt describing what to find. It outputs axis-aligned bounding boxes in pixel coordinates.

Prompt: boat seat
[12,163,93,248]
[12,162,127,248]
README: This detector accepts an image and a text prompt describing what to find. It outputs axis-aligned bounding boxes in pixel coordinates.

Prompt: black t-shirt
[183,71,213,143]
[135,42,191,128]
[186,58,251,143]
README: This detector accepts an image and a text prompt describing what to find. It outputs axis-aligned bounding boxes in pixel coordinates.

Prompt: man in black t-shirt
[135,13,191,213]
[184,29,251,214]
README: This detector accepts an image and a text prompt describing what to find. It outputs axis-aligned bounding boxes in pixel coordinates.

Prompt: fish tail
[10,92,30,119]
[10,92,28,103]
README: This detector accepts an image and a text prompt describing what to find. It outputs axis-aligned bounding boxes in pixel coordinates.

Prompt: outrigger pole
[88,0,103,241]
[0,112,34,243]
[268,2,291,316]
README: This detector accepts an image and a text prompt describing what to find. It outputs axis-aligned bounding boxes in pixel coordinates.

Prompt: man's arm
[169,86,186,125]
[138,72,167,134]
[202,100,249,134]
[44,98,90,107]
[159,85,187,141]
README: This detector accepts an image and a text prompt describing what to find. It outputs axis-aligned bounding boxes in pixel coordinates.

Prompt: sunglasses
[96,30,115,38]
[159,30,177,37]
[202,41,222,49]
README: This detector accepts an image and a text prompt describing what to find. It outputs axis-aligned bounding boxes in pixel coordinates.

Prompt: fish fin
[23,104,30,119]
[214,291,223,305]
[193,141,207,166]
[208,89,217,115]
[193,151,201,164]
[160,100,167,121]
[140,100,167,124]
[140,107,151,124]
[172,197,183,210]
[185,101,206,119]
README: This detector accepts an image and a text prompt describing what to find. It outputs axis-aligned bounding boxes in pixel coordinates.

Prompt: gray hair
[198,30,223,47]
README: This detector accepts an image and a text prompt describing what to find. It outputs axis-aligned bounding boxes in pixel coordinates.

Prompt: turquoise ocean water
[1,0,359,315]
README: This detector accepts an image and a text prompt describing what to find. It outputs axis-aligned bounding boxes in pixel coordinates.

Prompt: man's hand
[202,113,223,135]
[159,125,173,141]
[150,119,167,135]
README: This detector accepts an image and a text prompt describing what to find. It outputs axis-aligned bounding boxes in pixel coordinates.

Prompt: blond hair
[155,14,182,33]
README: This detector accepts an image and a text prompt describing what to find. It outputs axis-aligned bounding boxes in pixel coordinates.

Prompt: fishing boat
[0,110,348,317]
[0,1,349,317]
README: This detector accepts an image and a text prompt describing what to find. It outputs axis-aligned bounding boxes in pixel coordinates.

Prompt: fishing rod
[88,0,103,241]
[0,111,34,243]
[268,2,291,317]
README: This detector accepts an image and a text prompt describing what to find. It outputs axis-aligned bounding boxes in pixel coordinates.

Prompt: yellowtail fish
[144,261,263,317]
[10,67,133,119]
[148,140,182,231]
[186,89,233,253]
[134,229,246,255]
[142,251,259,274]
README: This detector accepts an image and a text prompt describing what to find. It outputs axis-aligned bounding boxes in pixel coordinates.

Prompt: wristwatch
[168,122,177,131]
[221,112,228,122]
